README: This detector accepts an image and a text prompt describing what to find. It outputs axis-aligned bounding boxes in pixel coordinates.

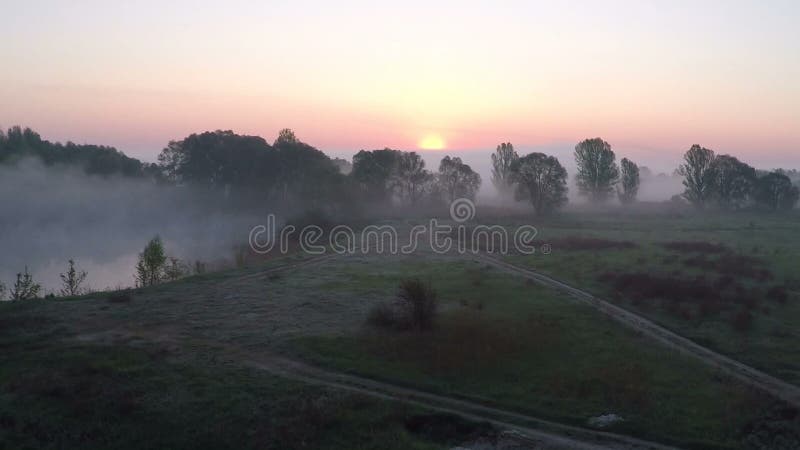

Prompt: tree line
[489,138,798,214]
[3,126,797,215]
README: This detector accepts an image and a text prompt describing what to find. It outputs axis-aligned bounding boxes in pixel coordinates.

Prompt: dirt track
[246,353,676,450]
[474,253,800,409]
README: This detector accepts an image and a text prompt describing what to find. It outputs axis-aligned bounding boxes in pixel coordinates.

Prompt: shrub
[366,302,398,328]
[59,259,88,297]
[397,278,438,331]
[366,279,438,331]
[10,267,41,300]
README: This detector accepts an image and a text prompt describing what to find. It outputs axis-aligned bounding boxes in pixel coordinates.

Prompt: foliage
[490,142,519,197]
[10,266,41,300]
[164,257,187,281]
[754,172,799,211]
[392,152,432,205]
[59,259,88,297]
[617,158,640,204]
[437,156,481,202]
[678,145,717,208]
[351,148,402,202]
[396,278,438,331]
[0,126,159,178]
[157,128,348,207]
[0,281,5,301]
[574,138,620,202]
[509,152,568,215]
[135,236,167,287]
[710,154,757,209]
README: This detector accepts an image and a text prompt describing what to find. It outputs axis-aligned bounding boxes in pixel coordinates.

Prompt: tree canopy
[574,138,620,202]
[510,152,568,215]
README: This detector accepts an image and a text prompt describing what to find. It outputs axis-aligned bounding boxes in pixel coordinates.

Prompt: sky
[1,0,799,170]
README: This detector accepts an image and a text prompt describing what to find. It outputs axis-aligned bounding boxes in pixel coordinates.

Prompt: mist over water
[0,149,689,293]
[0,159,262,292]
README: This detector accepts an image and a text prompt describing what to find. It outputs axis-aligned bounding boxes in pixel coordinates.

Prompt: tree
[617,158,640,204]
[164,257,187,281]
[491,142,519,197]
[0,281,5,301]
[574,138,620,202]
[351,149,402,202]
[678,145,716,208]
[10,267,41,300]
[274,128,298,146]
[59,259,88,297]
[437,156,481,202]
[135,236,167,287]
[754,172,800,211]
[510,153,569,215]
[392,152,432,205]
[709,155,756,209]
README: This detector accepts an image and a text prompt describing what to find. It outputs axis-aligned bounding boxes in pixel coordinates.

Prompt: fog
[0,151,689,293]
[0,159,263,292]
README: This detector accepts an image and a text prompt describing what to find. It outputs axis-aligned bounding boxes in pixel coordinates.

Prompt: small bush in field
[397,278,438,331]
[366,278,438,331]
[366,302,398,328]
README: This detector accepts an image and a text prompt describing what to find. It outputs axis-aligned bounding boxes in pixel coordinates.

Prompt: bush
[397,278,438,331]
[366,302,398,328]
[366,278,438,331]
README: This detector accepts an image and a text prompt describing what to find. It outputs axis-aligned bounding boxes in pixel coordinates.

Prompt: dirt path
[244,353,677,450]
[474,253,800,409]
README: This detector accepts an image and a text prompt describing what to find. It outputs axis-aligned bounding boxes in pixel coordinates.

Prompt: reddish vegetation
[598,271,769,330]
[550,236,638,251]
[683,254,773,281]
[767,286,790,304]
[660,241,729,254]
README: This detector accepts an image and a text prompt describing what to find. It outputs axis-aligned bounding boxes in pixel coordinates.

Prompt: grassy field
[498,208,800,385]
[286,256,789,449]
[2,223,799,449]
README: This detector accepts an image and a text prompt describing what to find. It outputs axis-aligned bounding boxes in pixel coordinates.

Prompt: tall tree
[574,138,620,202]
[617,158,640,204]
[10,267,41,301]
[754,172,800,211]
[59,259,88,297]
[709,155,756,209]
[351,148,401,202]
[438,156,482,202]
[491,142,519,197]
[510,153,568,215]
[135,236,167,287]
[678,145,717,208]
[392,152,432,205]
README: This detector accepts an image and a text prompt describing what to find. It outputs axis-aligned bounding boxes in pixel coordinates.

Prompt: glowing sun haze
[1,0,799,167]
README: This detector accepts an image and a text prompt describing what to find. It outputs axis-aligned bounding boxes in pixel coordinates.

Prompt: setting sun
[418,134,446,150]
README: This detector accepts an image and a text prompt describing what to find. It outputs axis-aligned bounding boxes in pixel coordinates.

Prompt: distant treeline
[2,126,798,215]
[0,126,160,178]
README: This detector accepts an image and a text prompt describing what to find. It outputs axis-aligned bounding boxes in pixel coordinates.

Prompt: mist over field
[0,158,262,292]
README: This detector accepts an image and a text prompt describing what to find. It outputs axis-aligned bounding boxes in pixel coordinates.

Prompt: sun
[418,134,446,150]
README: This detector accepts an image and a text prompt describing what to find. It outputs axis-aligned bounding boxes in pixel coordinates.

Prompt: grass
[287,258,789,449]
[501,208,800,384]
[0,315,450,450]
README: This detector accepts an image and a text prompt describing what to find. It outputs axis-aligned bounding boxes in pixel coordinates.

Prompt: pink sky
[2,1,798,170]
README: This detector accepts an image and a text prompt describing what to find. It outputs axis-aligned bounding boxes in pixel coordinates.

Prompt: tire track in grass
[475,253,800,409]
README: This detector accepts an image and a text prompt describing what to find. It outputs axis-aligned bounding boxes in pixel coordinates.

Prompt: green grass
[287,258,781,449]
[499,209,800,384]
[0,277,463,450]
